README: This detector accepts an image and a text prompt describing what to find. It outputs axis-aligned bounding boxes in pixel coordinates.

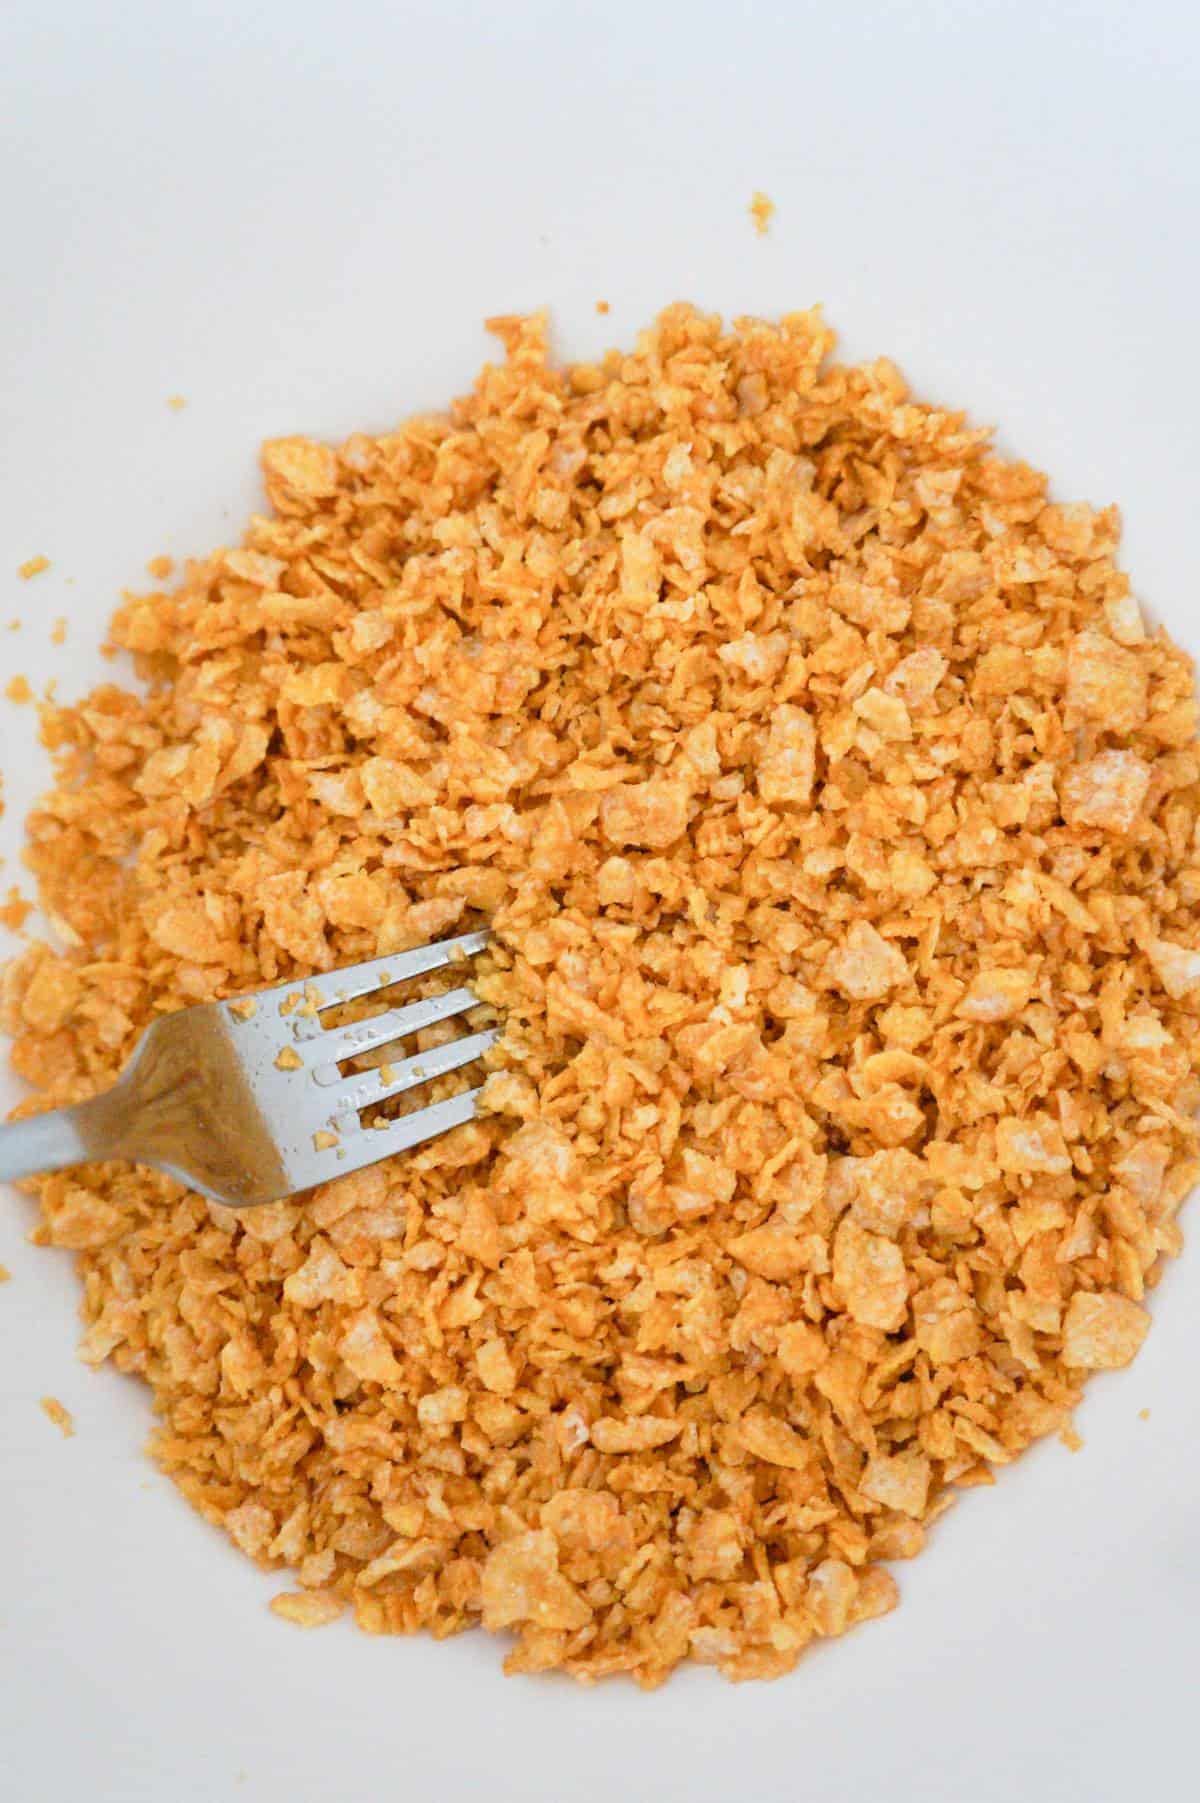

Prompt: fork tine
[310,986,483,1077]
[328,1085,486,1177]
[330,1028,498,1116]
[264,929,490,1018]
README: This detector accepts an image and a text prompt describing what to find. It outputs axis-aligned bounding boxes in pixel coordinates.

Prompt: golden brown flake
[4,304,1198,1688]
[17,556,49,580]
[1061,1291,1150,1369]
[1,888,32,931]
[269,1591,344,1628]
[749,190,775,235]
[40,1396,74,1437]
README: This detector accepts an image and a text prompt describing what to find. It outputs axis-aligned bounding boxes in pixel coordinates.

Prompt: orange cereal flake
[40,1396,74,1437]
[3,303,1199,1689]
[269,1591,344,1628]
[1,888,32,931]
[749,190,775,235]
[5,675,32,704]
[17,556,49,580]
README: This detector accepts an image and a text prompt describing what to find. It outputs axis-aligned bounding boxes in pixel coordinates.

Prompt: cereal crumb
[595,300,610,315]
[0,1263,10,1283]
[312,1130,338,1151]
[227,997,257,1021]
[269,1591,344,1628]
[5,675,32,704]
[18,556,49,580]
[1139,1408,1151,1421]
[749,190,775,235]
[1059,1422,1084,1453]
[146,555,175,580]
[51,617,67,646]
[40,1396,74,1437]
[1,888,32,931]
[167,395,187,411]
[274,1045,303,1070]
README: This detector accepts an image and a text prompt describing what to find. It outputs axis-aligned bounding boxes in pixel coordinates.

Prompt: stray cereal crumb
[146,556,175,580]
[0,1263,10,1283]
[1059,1423,1084,1453]
[5,675,32,704]
[51,617,67,646]
[749,190,775,235]
[18,556,49,580]
[1139,1408,1151,1421]
[167,396,187,411]
[1,888,32,931]
[312,1130,339,1151]
[40,1396,74,1437]
[4,302,1198,1690]
[595,300,610,315]
[227,997,257,1021]
[274,1045,303,1071]
[269,1591,344,1628]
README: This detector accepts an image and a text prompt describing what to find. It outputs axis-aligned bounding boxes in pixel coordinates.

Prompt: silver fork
[0,929,495,1208]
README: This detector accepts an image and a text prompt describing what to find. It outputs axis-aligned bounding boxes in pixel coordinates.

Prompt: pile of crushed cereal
[4,304,1199,1684]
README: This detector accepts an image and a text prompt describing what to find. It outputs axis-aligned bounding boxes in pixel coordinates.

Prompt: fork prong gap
[330,1028,498,1117]
[309,986,484,1081]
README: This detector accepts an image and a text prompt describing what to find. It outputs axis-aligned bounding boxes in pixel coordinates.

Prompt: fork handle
[0,1100,101,1184]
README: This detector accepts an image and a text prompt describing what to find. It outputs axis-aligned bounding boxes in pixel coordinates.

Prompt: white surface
[2,2,1199,1798]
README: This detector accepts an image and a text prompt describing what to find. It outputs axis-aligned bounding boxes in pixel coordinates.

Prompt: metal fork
[0,929,495,1208]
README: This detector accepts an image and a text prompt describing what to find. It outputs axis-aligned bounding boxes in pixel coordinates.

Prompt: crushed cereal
[3,304,1198,1687]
